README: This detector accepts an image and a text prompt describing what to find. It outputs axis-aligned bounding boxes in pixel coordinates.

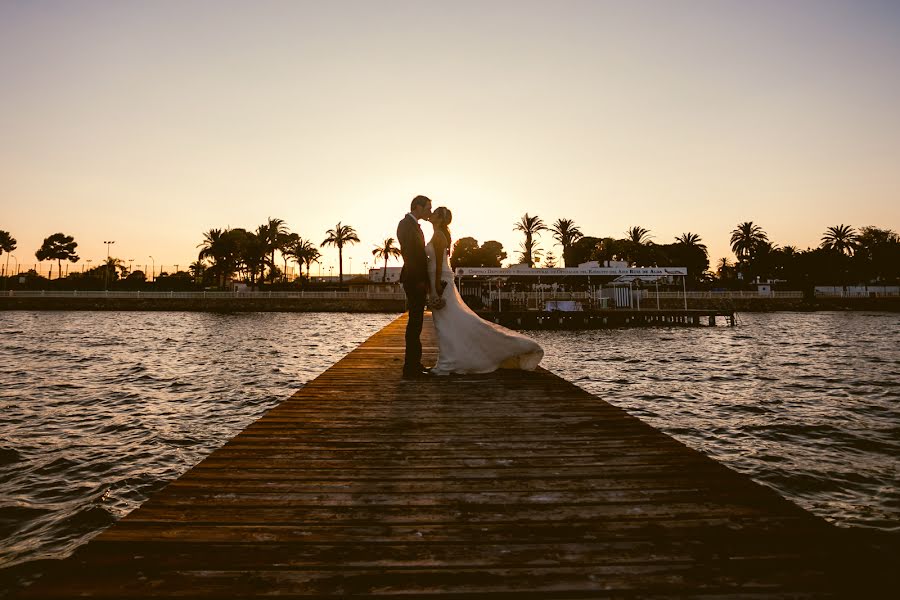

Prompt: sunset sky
[2,0,899,275]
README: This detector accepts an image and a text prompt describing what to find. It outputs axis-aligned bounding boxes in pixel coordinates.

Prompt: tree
[35,233,79,279]
[626,226,653,245]
[550,218,583,267]
[0,230,17,278]
[238,229,268,289]
[854,226,900,283]
[569,236,601,266]
[321,222,360,283]
[450,237,481,269]
[820,225,858,255]
[278,232,301,280]
[544,251,557,268]
[451,238,507,268]
[590,237,628,264]
[620,227,654,266]
[372,237,402,282]
[730,221,769,263]
[302,245,322,280]
[517,242,543,266]
[672,233,709,283]
[198,228,242,288]
[513,213,547,268]
[675,232,707,253]
[716,257,733,279]
[283,236,310,280]
[101,256,126,282]
[256,217,289,283]
[189,261,206,284]
[478,241,507,268]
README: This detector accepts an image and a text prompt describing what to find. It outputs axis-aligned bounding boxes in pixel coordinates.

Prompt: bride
[426,206,543,375]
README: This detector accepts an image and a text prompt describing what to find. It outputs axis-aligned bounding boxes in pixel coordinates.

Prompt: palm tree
[550,218,583,267]
[197,228,224,258]
[35,233,79,279]
[279,232,301,280]
[239,229,268,289]
[372,237,402,282]
[0,230,17,278]
[626,226,653,245]
[716,257,733,279]
[198,228,237,288]
[257,217,289,282]
[321,222,360,282]
[283,237,319,281]
[730,221,769,263]
[302,245,322,280]
[820,225,858,255]
[189,260,206,284]
[282,236,304,279]
[513,213,548,268]
[675,232,708,253]
[102,256,126,281]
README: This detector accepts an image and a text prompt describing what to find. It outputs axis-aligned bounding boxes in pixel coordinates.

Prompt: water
[0,311,398,576]
[529,311,900,531]
[1,310,898,584]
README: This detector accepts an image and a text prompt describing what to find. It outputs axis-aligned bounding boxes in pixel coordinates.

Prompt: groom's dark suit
[397,214,429,374]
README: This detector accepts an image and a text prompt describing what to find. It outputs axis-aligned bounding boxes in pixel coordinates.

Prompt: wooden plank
[17,314,883,598]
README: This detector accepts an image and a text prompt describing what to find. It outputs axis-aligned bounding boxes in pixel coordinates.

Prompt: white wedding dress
[427,239,543,375]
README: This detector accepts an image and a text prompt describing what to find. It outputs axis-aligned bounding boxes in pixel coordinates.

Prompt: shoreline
[0,296,897,313]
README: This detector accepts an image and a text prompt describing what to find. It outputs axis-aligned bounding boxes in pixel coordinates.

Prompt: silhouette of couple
[396,195,543,379]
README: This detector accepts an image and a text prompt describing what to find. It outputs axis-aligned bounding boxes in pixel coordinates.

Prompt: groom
[397,195,432,378]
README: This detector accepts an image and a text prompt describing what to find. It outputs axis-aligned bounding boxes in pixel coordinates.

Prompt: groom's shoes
[402,365,434,379]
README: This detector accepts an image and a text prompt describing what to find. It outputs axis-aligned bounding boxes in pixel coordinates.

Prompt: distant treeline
[1,217,897,291]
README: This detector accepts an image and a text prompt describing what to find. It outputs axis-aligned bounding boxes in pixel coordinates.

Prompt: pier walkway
[19,315,874,597]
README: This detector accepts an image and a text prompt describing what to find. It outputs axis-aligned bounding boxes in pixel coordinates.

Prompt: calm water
[1,310,898,582]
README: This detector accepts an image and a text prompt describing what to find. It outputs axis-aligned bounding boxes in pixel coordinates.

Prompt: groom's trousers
[402,282,427,371]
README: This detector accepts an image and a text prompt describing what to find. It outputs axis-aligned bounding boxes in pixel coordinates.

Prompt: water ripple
[0,310,397,575]
[531,311,900,532]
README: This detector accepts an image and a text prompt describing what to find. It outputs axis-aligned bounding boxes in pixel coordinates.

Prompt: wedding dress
[426,239,543,375]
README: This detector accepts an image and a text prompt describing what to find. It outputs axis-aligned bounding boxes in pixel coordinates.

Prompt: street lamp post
[10,255,17,278]
[103,241,115,290]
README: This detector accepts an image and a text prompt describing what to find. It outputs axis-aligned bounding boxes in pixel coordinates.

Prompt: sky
[2,0,899,275]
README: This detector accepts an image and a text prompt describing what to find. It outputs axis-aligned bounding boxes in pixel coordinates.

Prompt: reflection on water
[529,311,900,531]
[0,310,898,584]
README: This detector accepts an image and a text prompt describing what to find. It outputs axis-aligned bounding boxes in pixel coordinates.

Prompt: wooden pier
[17,315,884,598]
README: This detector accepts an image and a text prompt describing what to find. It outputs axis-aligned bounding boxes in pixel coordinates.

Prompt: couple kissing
[397,194,543,379]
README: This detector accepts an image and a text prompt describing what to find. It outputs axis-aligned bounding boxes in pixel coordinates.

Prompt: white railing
[641,291,804,299]
[3,290,407,300]
[464,290,804,301]
[815,285,900,298]
[814,292,899,297]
